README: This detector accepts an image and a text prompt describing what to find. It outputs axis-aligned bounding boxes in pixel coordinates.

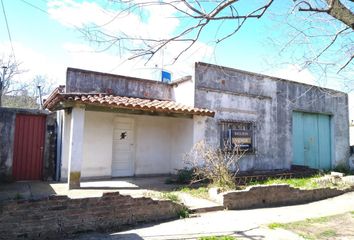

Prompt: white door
[112,117,135,177]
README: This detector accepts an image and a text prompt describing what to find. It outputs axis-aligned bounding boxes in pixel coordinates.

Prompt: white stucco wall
[173,80,194,106]
[61,110,194,180]
[350,126,354,146]
[81,111,114,178]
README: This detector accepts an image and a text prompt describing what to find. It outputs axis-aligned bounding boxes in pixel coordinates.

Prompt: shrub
[184,141,246,190]
[176,168,195,184]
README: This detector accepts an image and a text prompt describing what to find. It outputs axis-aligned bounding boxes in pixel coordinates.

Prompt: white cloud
[47,0,180,39]
[47,0,213,80]
[268,64,317,86]
[62,40,212,80]
[0,42,65,85]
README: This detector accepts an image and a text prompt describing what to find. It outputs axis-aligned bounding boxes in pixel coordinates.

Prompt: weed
[184,141,245,189]
[176,168,195,184]
[177,206,190,218]
[179,186,209,199]
[317,230,337,238]
[164,177,174,184]
[13,192,23,200]
[162,192,179,202]
[303,216,330,224]
[199,236,237,240]
[268,222,285,229]
[332,164,353,175]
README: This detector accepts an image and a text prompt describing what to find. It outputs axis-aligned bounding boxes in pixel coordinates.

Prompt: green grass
[179,186,209,199]
[162,192,179,202]
[248,175,323,189]
[268,216,331,230]
[267,223,286,229]
[199,236,238,240]
[267,214,349,240]
[317,230,337,238]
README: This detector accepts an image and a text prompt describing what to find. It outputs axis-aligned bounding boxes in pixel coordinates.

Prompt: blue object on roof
[161,70,171,83]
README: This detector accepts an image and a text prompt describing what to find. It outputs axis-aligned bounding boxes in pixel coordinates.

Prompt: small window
[220,121,254,152]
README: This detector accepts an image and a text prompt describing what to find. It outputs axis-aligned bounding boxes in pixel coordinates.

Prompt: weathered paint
[194,62,349,170]
[292,112,331,170]
[69,172,81,189]
[67,107,85,189]
[66,68,173,101]
[12,114,46,180]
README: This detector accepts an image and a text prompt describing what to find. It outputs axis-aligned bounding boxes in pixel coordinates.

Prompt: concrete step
[177,192,224,213]
[189,205,224,214]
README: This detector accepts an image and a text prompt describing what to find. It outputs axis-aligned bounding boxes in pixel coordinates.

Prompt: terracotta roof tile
[43,87,215,117]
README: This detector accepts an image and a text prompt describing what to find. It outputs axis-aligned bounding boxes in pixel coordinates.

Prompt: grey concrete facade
[66,68,173,100]
[194,62,350,171]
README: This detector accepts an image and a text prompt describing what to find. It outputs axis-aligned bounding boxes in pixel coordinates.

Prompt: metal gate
[292,111,331,170]
[12,114,46,180]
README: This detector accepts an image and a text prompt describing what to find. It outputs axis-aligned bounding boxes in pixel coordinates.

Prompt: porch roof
[43,86,215,117]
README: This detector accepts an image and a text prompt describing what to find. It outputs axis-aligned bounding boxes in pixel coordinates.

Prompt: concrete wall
[194,62,350,171]
[61,110,193,180]
[0,192,182,240]
[66,68,173,100]
[0,108,56,181]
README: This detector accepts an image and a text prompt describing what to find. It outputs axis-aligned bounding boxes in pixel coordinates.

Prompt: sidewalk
[69,191,354,240]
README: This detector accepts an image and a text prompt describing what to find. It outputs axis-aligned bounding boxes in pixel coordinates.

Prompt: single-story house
[44,62,350,188]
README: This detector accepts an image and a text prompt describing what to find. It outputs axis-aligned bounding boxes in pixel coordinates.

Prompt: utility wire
[19,0,49,15]
[19,0,79,29]
[1,0,16,61]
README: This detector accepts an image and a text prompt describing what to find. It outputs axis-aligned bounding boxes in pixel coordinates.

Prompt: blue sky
[0,0,353,117]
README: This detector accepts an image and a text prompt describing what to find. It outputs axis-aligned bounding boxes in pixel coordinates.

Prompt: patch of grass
[317,229,337,238]
[268,216,331,231]
[267,222,286,229]
[162,192,179,202]
[304,216,330,224]
[199,236,237,240]
[179,186,209,199]
[248,175,322,189]
[268,213,353,240]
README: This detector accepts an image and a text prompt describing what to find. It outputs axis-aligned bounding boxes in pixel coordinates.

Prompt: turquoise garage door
[292,112,331,170]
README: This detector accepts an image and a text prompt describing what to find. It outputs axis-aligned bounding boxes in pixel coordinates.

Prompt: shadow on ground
[0,176,181,201]
[67,227,265,240]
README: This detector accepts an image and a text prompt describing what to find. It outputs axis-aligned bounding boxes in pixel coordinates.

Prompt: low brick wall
[0,192,183,240]
[222,184,352,210]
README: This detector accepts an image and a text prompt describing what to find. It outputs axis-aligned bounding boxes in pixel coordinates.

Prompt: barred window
[220,121,254,151]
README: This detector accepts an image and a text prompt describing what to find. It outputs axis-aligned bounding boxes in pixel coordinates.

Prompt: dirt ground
[272,212,354,240]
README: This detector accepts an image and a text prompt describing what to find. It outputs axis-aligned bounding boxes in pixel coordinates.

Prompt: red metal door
[12,114,46,181]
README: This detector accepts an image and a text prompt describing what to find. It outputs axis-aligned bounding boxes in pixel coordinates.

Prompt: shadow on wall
[350,146,354,169]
